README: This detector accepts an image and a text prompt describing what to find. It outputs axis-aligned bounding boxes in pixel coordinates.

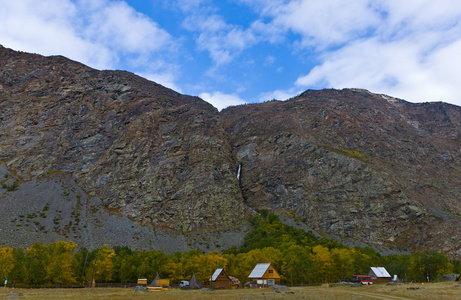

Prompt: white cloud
[0,0,113,68]
[0,0,175,72]
[199,91,247,110]
[259,88,302,102]
[284,0,461,105]
[272,0,381,49]
[141,72,182,93]
[295,38,429,96]
[184,13,257,65]
[82,0,172,54]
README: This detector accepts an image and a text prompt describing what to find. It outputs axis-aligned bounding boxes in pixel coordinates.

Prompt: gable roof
[248,263,271,278]
[370,267,391,278]
[211,268,224,281]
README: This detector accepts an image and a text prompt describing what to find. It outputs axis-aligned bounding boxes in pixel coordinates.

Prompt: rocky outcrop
[221,89,461,256]
[0,45,245,237]
[1,45,460,257]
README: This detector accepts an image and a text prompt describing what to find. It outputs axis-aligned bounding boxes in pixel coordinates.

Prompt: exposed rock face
[1,45,460,257]
[221,89,461,255]
[0,45,245,237]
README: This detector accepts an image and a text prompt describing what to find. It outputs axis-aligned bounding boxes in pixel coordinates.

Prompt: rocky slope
[0,45,246,250]
[1,45,460,257]
[221,89,461,257]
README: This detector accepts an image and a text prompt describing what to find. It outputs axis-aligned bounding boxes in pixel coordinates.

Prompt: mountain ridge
[1,45,460,257]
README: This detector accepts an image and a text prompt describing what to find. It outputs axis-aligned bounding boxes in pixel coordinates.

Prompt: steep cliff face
[0,45,245,235]
[1,46,460,257]
[221,89,461,256]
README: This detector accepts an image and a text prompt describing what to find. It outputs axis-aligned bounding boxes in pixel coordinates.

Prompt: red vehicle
[352,275,373,285]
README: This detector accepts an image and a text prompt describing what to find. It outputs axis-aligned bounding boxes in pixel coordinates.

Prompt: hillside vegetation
[0,213,458,287]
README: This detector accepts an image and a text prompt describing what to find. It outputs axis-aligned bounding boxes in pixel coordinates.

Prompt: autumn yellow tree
[45,241,78,287]
[312,245,335,283]
[87,244,116,283]
[0,246,14,283]
[167,250,227,284]
[197,250,227,284]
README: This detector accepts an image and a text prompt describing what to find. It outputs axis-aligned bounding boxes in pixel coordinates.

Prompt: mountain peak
[1,47,460,257]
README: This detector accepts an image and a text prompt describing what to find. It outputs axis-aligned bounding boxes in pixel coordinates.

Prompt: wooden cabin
[368,267,391,283]
[210,268,232,288]
[248,263,281,287]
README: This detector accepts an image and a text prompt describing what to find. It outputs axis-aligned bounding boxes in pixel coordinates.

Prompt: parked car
[352,275,373,285]
[180,280,190,288]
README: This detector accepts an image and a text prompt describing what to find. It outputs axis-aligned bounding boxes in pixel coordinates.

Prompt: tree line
[0,211,458,287]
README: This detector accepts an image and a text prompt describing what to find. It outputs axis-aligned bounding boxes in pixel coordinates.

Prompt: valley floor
[0,282,460,300]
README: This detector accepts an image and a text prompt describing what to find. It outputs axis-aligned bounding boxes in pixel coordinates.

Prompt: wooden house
[248,263,281,287]
[210,268,232,288]
[368,267,391,283]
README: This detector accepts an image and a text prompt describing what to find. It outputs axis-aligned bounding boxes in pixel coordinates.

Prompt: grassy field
[0,282,460,299]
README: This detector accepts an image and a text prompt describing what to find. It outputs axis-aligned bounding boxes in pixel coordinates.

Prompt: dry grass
[0,282,460,299]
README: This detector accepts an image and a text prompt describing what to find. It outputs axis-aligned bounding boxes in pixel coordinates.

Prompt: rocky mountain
[0,45,460,257]
[221,90,461,257]
[0,45,246,251]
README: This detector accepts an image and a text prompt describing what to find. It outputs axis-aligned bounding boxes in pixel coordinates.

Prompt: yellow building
[248,263,281,287]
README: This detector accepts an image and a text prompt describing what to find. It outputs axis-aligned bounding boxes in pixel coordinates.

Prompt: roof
[248,263,271,278]
[211,268,223,281]
[370,267,391,278]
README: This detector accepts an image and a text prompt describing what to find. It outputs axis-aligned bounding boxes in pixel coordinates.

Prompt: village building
[149,273,170,288]
[248,263,281,287]
[210,268,232,288]
[137,278,147,286]
[368,267,391,283]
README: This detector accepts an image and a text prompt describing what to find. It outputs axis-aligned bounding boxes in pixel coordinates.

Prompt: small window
[268,270,273,273]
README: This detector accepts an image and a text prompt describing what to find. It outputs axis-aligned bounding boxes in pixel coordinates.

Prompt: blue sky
[1,0,461,110]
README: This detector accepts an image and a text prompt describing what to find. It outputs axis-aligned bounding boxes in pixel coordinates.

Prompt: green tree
[25,243,48,287]
[409,250,453,282]
[381,254,411,281]
[136,250,171,282]
[241,211,320,252]
[282,245,315,284]
[73,247,93,285]
[112,247,138,284]
[7,248,26,287]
